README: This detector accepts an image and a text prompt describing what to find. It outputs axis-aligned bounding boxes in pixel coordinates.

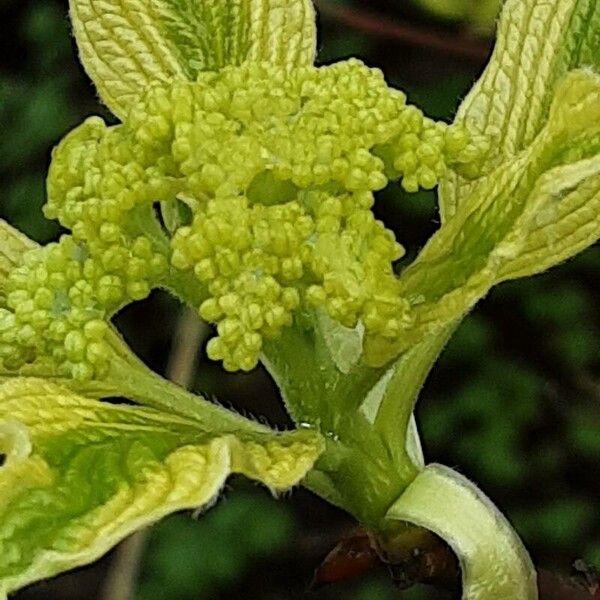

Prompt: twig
[314,1,491,64]
[314,528,600,599]
[99,532,150,600]
[163,309,206,388]
[99,309,205,600]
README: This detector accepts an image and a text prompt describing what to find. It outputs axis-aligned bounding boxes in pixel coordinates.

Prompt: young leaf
[369,327,455,465]
[358,324,453,471]
[70,0,317,119]
[386,464,537,600]
[0,220,37,303]
[440,0,600,221]
[404,415,425,471]
[317,310,364,375]
[497,154,600,281]
[0,378,323,598]
[365,68,600,367]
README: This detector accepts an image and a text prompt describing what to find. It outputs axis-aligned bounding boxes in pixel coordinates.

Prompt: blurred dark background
[1,0,598,598]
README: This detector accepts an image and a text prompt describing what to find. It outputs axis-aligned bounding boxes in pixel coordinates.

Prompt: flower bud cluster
[0,234,168,382]
[36,59,486,373]
[45,118,171,301]
[378,112,487,192]
[171,188,413,371]
[9,116,172,380]
[0,237,113,380]
[303,190,413,336]
[172,197,307,371]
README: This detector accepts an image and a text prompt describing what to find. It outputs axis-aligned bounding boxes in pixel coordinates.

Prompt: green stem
[106,353,267,434]
[262,317,419,526]
[374,324,457,467]
[262,317,384,429]
[303,436,414,527]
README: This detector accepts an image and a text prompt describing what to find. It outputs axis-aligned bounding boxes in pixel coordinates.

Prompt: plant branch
[314,1,491,64]
[315,528,600,599]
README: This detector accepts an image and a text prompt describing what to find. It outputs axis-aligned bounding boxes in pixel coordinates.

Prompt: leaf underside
[386,464,538,600]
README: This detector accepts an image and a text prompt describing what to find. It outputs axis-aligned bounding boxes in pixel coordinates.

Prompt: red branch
[313,528,600,599]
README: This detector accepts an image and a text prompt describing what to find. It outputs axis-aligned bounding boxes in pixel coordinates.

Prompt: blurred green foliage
[0,0,106,242]
[137,491,294,600]
[411,0,500,33]
[2,0,598,598]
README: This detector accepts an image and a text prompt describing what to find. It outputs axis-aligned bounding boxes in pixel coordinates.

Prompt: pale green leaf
[497,154,600,281]
[440,0,600,220]
[360,378,427,469]
[359,367,394,423]
[366,69,600,366]
[369,327,454,463]
[360,326,452,469]
[386,464,537,600]
[0,220,37,303]
[70,0,317,119]
[317,310,364,375]
[0,378,323,597]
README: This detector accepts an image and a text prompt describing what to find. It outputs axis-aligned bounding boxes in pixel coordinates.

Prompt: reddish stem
[313,528,600,599]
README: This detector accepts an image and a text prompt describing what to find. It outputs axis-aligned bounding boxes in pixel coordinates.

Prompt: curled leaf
[0,378,323,597]
[386,464,537,599]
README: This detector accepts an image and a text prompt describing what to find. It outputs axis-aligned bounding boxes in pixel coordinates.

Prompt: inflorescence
[0,60,486,377]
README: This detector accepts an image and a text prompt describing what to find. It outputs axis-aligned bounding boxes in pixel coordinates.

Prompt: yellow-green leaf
[0,378,323,597]
[497,155,600,281]
[440,0,600,221]
[0,220,36,303]
[365,69,600,367]
[317,310,364,375]
[386,464,537,600]
[70,0,317,119]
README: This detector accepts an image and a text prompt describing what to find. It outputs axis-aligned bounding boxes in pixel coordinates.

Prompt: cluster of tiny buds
[0,237,110,380]
[16,59,487,376]
[0,231,169,380]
